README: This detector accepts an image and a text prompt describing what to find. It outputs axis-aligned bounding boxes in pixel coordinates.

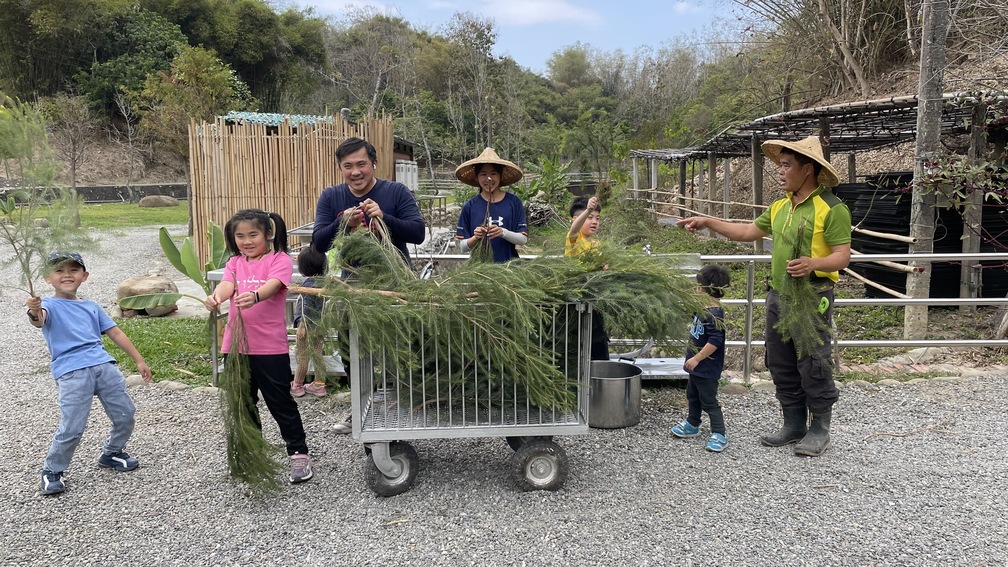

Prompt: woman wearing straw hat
[677,135,851,457]
[454,148,529,263]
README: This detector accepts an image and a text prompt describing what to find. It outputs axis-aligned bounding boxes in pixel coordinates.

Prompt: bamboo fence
[187,114,395,264]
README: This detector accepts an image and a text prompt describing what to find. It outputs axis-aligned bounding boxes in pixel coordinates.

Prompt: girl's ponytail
[269,212,288,254]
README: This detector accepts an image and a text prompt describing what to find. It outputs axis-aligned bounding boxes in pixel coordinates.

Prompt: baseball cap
[48,251,86,270]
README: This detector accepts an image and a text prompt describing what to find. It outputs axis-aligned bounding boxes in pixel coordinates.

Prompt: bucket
[588,361,642,429]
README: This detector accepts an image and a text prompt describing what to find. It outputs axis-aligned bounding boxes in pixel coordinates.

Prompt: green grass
[80,200,189,229]
[103,316,213,386]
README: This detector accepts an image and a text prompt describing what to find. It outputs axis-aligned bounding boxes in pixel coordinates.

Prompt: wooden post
[721,157,731,219]
[751,134,764,253]
[649,158,658,213]
[698,161,706,217]
[632,157,639,200]
[707,152,716,217]
[678,160,687,212]
[905,0,949,339]
[847,153,857,183]
[960,101,987,313]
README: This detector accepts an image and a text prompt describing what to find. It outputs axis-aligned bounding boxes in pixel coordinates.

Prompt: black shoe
[39,471,66,496]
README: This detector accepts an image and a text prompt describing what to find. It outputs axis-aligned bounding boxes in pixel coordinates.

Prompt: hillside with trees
[0,0,1005,189]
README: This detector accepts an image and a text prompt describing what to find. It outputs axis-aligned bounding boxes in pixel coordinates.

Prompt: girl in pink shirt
[204,209,313,484]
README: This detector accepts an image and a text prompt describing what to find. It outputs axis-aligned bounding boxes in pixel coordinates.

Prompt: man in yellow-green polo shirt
[677,136,852,457]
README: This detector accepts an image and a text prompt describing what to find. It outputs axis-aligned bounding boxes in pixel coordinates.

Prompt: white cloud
[481,0,603,27]
[672,1,703,15]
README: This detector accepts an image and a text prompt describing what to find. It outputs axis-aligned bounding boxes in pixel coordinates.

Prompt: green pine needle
[313,231,703,412]
[218,310,284,496]
[774,220,831,361]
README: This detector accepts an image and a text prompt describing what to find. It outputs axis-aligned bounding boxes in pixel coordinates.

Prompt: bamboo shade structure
[187,114,395,264]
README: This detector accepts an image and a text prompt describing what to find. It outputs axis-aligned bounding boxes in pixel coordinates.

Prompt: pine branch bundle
[311,231,703,412]
[468,197,494,264]
[218,309,284,496]
[774,220,830,361]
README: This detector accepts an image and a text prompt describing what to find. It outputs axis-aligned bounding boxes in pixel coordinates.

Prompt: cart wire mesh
[349,302,592,442]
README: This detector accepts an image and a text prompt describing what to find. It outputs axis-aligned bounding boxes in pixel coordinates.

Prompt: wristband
[27,309,39,322]
[253,291,260,304]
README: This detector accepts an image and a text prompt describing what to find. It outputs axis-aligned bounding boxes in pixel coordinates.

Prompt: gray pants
[764,289,839,413]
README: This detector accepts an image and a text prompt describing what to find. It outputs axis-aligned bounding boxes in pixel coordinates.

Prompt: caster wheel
[511,439,568,491]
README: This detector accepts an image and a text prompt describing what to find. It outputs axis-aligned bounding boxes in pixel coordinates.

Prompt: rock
[877,379,902,386]
[117,275,179,317]
[720,383,748,396]
[192,386,220,395]
[138,195,179,208]
[125,374,148,387]
[156,380,191,391]
[749,379,775,392]
[33,218,49,228]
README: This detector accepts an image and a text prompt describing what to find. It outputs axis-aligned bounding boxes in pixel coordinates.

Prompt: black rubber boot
[794,409,832,457]
[759,404,808,447]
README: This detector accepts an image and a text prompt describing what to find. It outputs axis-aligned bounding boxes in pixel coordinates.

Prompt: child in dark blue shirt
[672,264,731,452]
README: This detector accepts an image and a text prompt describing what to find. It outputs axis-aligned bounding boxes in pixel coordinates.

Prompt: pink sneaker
[290,382,306,397]
[304,382,327,397]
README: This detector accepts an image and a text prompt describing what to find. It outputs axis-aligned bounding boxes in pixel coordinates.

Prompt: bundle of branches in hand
[298,220,703,412]
[774,219,831,361]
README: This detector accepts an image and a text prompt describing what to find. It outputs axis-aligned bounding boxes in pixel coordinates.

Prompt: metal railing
[706,252,1008,380]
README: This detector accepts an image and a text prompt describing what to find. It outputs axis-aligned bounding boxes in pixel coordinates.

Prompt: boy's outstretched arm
[568,196,599,240]
[104,326,152,383]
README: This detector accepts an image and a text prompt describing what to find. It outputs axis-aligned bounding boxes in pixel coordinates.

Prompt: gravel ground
[2,227,1007,566]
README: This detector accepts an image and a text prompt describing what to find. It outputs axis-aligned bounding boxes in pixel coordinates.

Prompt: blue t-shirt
[685,306,726,380]
[455,192,528,263]
[40,297,117,378]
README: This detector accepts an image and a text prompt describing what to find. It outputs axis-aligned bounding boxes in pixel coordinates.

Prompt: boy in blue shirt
[671,264,731,452]
[25,252,152,496]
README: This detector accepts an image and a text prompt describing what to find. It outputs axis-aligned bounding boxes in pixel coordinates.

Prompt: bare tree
[38,94,98,195]
[111,91,151,203]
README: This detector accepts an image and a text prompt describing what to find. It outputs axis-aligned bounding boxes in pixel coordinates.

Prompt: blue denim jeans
[43,362,136,473]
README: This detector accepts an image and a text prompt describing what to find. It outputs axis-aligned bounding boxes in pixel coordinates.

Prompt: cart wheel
[505,435,554,451]
[511,439,568,491]
[365,441,419,497]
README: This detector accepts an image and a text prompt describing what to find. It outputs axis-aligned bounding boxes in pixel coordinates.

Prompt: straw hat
[761,136,840,188]
[454,147,524,188]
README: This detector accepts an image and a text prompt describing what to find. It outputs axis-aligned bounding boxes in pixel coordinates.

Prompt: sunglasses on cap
[48,251,86,270]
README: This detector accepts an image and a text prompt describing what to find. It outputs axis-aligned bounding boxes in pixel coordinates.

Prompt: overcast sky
[294,0,728,74]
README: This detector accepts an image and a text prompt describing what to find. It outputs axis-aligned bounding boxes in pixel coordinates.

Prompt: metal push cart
[348,302,593,496]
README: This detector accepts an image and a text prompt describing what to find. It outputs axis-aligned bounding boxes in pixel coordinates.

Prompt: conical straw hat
[761,136,841,188]
[454,147,524,188]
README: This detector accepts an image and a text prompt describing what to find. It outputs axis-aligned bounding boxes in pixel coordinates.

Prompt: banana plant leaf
[117,292,196,309]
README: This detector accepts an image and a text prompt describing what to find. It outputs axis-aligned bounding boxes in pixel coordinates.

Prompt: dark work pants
[685,375,725,435]
[244,354,309,456]
[764,289,839,413]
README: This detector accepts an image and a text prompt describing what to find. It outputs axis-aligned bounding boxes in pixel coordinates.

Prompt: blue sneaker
[39,471,65,496]
[97,451,139,472]
[671,419,701,438]
[705,432,729,452]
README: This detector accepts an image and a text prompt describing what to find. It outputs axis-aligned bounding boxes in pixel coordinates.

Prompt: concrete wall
[74,183,188,203]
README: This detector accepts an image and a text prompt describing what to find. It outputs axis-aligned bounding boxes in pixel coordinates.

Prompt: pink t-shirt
[220,251,293,355]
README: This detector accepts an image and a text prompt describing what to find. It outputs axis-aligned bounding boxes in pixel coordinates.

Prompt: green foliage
[219,311,284,495]
[0,98,93,296]
[158,224,228,295]
[73,8,187,115]
[319,228,703,412]
[137,46,255,157]
[774,220,830,360]
[515,156,572,210]
[102,317,211,385]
